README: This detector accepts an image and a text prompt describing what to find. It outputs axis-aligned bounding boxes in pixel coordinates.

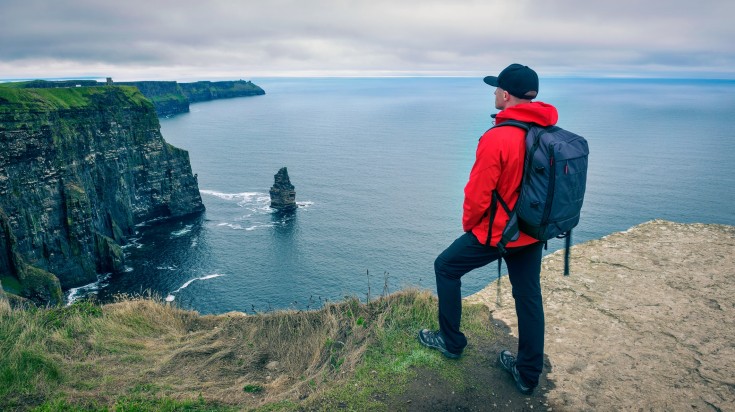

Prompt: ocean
[66,77,735,314]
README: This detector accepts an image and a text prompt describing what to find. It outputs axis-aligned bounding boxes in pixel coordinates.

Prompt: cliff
[1,79,265,117]
[115,81,189,117]
[178,80,265,103]
[0,86,204,305]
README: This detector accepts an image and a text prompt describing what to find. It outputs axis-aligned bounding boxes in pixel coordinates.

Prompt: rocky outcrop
[115,81,189,117]
[179,80,265,103]
[269,167,296,212]
[0,86,204,305]
[3,79,265,117]
[467,220,735,410]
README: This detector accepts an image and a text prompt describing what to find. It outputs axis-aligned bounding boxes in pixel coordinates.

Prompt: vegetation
[0,289,496,411]
[0,86,151,113]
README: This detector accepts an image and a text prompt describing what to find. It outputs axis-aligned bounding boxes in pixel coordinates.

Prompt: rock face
[269,167,296,212]
[0,86,204,305]
[116,81,189,117]
[178,80,265,103]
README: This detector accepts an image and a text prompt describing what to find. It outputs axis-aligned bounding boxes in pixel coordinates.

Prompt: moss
[0,275,22,295]
[17,263,63,306]
[95,233,124,273]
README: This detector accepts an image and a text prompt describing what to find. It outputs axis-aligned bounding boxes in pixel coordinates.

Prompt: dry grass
[1,288,470,410]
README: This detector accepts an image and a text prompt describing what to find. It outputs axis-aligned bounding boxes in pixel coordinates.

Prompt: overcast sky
[1,0,733,80]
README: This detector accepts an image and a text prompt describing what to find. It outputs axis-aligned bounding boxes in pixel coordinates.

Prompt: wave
[165,274,224,302]
[217,222,275,231]
[121,236,144,250]
[170,225,193,237]
[200,190,264,202]
[201,188,313,232]
[66,273,112,305]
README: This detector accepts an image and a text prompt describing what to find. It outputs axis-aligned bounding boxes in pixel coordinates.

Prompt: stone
[269,167,297,212]
[0,85,205,305]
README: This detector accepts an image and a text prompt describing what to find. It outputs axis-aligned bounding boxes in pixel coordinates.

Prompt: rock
[466,220,735,410]
[0,85,205,305]
[265,361,280,371]
[269,167,297,212]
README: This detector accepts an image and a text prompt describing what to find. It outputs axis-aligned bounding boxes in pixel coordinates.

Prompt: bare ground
[466,220,735,411]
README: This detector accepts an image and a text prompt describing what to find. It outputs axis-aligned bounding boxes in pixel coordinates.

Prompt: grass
[0,289,495,411]
[0,86,151,113]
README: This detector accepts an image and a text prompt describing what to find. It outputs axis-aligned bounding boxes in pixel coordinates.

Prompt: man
[418,64,558,395]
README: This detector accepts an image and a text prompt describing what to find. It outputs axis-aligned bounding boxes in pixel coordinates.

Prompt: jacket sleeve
[462,131,502,232]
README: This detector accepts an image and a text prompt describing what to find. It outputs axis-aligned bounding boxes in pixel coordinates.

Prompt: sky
[1,0,734,81]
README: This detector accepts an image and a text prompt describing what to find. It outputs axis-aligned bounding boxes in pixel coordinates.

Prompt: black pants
[434,232,544,387]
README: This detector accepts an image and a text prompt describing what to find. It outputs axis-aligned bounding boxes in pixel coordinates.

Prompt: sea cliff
[2,79,266,117]
[0,86,204,305]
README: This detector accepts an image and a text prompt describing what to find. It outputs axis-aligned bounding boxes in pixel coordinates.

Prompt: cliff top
[2,220,732,410]
[0,85,151,113]
[467,219,735,410]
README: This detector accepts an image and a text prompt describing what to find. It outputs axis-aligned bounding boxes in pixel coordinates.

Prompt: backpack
[492,120,589,275]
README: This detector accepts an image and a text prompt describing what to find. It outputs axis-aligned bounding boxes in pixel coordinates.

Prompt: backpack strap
[493,190,517,256]
[492,119,531,132]
[490,120,533,256]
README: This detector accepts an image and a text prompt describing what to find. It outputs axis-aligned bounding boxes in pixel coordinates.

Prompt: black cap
[484,63,538,100]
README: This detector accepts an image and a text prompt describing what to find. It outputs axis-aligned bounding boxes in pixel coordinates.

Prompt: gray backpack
[492,120,589,275]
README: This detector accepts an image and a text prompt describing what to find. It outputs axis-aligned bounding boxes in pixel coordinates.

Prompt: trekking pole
[496,258,502,306]
[564,230,572,276]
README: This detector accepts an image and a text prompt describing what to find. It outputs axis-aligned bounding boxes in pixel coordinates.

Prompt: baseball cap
[484,64,538,100]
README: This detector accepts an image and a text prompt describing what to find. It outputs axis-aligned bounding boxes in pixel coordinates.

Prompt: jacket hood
[495,101,558,127]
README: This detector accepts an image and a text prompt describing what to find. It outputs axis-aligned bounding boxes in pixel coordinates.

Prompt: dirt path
[466,220,735,411]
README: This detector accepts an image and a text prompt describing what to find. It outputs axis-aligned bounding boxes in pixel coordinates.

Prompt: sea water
[66,77,735,314]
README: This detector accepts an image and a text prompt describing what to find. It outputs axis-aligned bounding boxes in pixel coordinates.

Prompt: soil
[388,320,554,411]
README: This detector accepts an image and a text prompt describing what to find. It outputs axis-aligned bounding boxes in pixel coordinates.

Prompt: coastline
[466,219,735,410]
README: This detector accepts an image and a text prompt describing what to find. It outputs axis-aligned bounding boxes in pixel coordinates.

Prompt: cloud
[1,0,734,79]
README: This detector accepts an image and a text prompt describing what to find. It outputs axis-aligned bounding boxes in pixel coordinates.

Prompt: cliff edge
[1,79,266,117]
[467,220,735,410]
[0,86,204,305]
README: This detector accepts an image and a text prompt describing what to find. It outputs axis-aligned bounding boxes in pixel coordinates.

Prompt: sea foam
[66,273,112,305]
[165,274,225,302]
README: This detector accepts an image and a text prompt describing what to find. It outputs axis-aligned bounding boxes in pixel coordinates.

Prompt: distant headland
[0,78,265,117]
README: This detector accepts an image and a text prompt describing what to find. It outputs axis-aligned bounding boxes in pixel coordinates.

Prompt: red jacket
[463,102,559,247]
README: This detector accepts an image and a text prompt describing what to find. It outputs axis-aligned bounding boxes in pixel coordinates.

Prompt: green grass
[0,86,151,113]
[293,293,493,411]
[0,289,495,411]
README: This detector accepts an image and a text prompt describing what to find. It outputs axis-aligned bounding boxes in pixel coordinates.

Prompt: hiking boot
[498,350,534,395]
[417,329,461,359]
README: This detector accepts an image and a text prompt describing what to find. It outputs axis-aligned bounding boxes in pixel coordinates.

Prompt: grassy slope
[0,290,495,411]
[0,86,151,113]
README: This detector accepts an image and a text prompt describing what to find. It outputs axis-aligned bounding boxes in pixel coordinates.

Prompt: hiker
[419,64,558,395]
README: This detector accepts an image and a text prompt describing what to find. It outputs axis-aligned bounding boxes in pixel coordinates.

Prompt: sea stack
[269,167,297,212]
